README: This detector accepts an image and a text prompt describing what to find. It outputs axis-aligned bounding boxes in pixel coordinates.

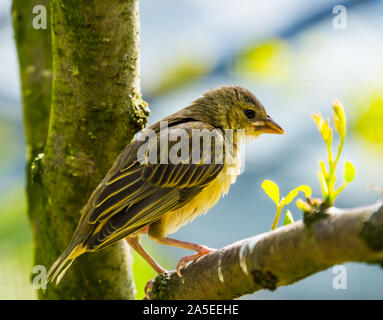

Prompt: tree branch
[149,202,383,300]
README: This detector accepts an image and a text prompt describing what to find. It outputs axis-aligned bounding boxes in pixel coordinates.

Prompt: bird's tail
[46,243,86,285]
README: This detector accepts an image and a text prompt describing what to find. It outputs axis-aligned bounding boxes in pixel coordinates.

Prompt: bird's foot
[176,245,215,277]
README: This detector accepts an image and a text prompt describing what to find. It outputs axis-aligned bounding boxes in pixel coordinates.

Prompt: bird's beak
[252,115,285,134]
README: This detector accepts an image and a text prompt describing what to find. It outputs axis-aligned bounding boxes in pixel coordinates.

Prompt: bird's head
[190,85,284,139]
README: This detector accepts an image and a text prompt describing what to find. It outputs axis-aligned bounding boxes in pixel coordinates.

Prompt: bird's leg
[149,236,216,276]
[126,236,167,274]
[125,236,167,299]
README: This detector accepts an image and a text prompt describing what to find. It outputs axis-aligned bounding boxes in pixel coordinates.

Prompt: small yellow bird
[46,85,284,291]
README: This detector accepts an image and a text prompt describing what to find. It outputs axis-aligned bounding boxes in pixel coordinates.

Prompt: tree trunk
[12,0,52,295]
[13,0,149,299]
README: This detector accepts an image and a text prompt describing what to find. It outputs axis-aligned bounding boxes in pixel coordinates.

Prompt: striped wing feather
[83,122,226,250]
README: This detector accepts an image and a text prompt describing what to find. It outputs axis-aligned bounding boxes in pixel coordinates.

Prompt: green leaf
[313,113,333,146]
[283,185,312,205]
[333,99,346,140]
[344,161,355,183]
[319,160,328,179]
[296,198,311,212]
[317,170,328,197]
[284,210,294,225]
[261,180,280,206]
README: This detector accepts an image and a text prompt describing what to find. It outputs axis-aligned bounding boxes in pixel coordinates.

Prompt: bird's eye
[244,109,255,119]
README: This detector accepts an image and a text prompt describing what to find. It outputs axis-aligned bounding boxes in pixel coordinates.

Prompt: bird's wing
[83,121,227,250]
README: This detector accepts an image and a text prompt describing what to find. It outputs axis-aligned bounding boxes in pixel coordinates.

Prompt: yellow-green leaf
[313,112,333,145]
[324,118,333,146]
[333,99,346,140]
[261,180,280,206]
[319,159,327,179]
[312,112,324,133]
[344,161,355,183]
[296,198,311,212]
[283,185,312,205]
[284,210,294,225]
[317,170,328,196]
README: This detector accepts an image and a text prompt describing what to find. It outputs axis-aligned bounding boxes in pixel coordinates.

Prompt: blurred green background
[1,0,383,299]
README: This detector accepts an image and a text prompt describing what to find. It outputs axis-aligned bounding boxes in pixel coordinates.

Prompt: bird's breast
[162,153,241,235]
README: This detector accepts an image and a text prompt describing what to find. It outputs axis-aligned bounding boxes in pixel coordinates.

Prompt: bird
[46,85,284,294]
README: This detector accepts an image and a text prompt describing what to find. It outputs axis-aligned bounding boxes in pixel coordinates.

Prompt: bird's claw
[176,259,187,277]
[176,246,215,277]
[144,279,155,299]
